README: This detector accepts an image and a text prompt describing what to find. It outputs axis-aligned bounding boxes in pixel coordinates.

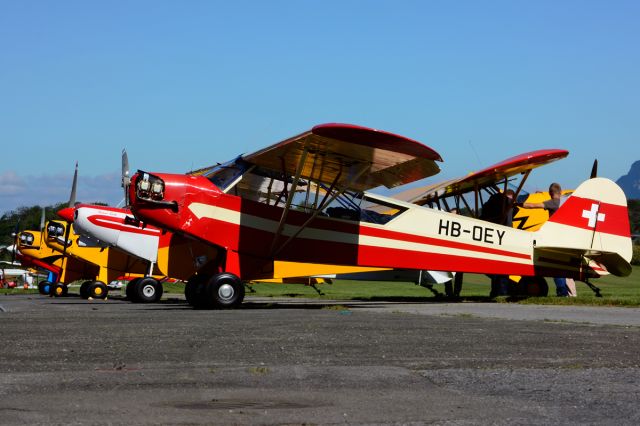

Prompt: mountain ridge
[617,160,640,200]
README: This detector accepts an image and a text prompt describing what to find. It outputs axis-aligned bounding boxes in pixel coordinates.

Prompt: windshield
[203,157,252,192]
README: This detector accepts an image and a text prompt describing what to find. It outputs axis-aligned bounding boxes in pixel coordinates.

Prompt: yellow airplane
[16,229,98,295]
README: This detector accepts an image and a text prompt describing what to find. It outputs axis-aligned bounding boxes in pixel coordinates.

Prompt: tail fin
[534,177,632,277]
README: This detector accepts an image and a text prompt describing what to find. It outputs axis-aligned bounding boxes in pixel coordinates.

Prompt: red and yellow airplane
[124,123,632,309]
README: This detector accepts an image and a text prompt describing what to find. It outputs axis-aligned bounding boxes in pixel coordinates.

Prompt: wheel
[88,281,109,299]
[38,281,53,295]
[520,276,549,297]
[206,273,245,309]
[79,281,93,299]
[125,278,142,301]
[133,277,163,303]
[185,275,209,309]
[51,283,68,297]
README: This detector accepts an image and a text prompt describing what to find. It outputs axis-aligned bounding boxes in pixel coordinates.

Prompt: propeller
[69,161,78,207]
[10,220,20,264]
[62,163,78,259]
[40,207,46,232]
[38,207,46,250]
[121,149,131,207]
[590,159,598,179]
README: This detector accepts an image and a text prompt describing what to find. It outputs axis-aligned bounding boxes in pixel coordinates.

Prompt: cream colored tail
[534,178,632,277]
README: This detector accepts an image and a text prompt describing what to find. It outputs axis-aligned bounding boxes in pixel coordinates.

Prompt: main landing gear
[125,277,163,303]
[185,273,245,309]
[79,281,109,299]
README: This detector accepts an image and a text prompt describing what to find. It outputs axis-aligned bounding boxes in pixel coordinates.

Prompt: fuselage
[129,171,601,281]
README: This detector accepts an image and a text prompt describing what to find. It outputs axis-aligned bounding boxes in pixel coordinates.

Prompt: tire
[51,283,68,297]
[206,273,245,309]
[125,278,142,302]
[79,281,93,299]
[133,277,163,303]
[38,281,53,296]
[88,281,109,299]
[185,275,209,309]
[520,276,549,297]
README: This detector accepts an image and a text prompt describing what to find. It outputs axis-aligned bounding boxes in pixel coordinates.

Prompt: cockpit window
[322,192,407,225]
[203,157,253,192]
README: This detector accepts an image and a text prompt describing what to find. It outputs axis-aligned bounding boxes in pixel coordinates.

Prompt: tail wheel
[133,277,163,303]
[88,281,109,299]
[125,278,142,302]
[79,281,93,299]
[206,273,245,309]
[38,281,53,295]
[520,276,549,297]
[185,275,209,309]
[51,283,68,297]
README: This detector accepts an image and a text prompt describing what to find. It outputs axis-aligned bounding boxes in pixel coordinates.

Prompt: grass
[2,266,638,307]
[245,266,640,307]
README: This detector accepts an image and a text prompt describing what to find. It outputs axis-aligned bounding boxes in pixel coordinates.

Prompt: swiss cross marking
[582,203,605,228]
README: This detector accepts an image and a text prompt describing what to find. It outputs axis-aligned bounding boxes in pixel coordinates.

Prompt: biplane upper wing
[240,123,442,192]
[393,149,568,205]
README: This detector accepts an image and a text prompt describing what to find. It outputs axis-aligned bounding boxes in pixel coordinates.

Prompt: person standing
[519,182,570,297]
[481,189,515,297]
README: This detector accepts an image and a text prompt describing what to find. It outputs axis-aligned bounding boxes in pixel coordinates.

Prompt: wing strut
[269,145,309,254]
[512,169,530,203]
[458,194,474,217]
[271,164,369,258]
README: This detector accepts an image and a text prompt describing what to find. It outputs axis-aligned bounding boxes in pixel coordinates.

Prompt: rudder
[535,177,632,276]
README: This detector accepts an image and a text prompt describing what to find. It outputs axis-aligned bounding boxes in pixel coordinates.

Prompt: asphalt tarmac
[1,294,639,425]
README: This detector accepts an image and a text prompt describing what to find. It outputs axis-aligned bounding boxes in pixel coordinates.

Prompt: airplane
[124,123,632,309]
[64,149,565,299]
[12,207,95,295]
[16,228,99,295]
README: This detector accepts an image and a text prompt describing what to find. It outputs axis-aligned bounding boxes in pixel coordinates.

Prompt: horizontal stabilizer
[535,246,632,277]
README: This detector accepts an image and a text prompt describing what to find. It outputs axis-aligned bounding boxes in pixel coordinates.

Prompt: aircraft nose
[57,207,75,223]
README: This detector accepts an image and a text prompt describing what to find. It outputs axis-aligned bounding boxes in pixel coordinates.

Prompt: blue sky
[1,0,638,214]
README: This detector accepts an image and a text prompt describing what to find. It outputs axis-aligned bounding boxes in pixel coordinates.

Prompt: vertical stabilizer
[535,178,632,276]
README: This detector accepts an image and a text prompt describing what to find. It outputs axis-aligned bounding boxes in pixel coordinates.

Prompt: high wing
[393,149,568,205]
[239,123,442,192]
